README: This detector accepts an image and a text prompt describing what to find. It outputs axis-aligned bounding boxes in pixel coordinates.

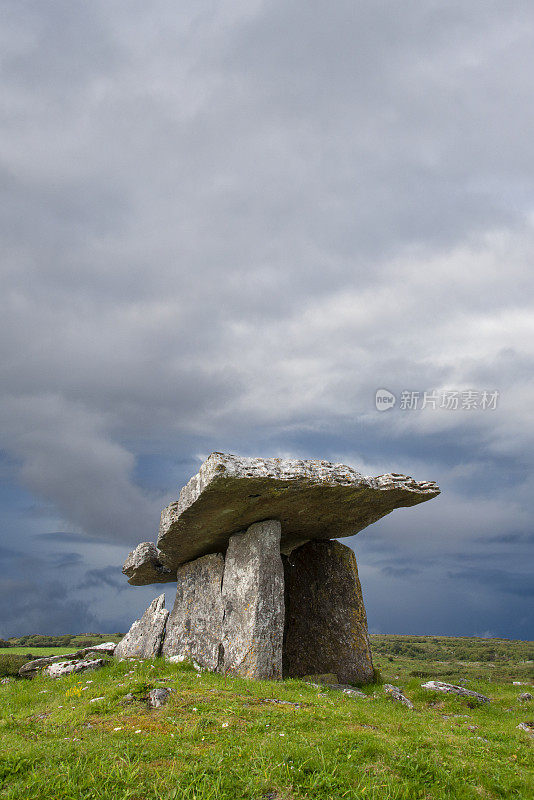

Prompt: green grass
[2,647,85,657]
[0,637,532,799]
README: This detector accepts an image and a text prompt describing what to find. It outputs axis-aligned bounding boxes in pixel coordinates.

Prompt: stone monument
[117,453,439,683]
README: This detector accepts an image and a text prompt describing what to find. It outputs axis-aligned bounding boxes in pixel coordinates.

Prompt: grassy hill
[0,635,532,799]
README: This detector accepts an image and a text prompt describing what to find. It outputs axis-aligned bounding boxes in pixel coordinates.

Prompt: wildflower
[221,722,229,728]
[135,729,142,734]
[279,733,285,737]
[113,727,122,731]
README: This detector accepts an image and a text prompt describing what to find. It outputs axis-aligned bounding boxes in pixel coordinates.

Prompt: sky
[1,0,533,640]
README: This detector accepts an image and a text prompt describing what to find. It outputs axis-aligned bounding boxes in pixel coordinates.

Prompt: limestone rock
[421,681,490,703]
[283,540,374,685]
[517,722,534,736]
[123,542,174,586]
[304,679,368,698]
[19,653,78,678]
[114,594,169,659]
[75,642,116,657]
[125,453,439,581]
[148,687,173,708]
[221,520,285,679]
[43,659,104,678]
[384,684,414,709]
[162,554,225,671]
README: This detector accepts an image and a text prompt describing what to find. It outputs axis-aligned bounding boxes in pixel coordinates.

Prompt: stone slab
[43,659,104,678]
[162,553,225,671]
[421,680,490,703]
[137,453,439,579]
[123,542,175,585]
[221,520,285,679]
[283,540,374,685]
[114,594,169,659]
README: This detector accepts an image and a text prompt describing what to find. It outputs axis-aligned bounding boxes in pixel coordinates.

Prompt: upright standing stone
[162,553,225,671]
[221,520,285,679]
[114,594,169,659]
[283,540,374,685]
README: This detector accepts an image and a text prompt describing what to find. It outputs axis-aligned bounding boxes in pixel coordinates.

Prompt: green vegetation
[0,633,123,651]
[0,635,532,799]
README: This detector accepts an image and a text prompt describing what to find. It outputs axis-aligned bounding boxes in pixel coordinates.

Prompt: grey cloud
[381,566,422,578]
[447,568,534,597]
[36,531,102,544]
[0,577,97,638]
[0,1,533,636]
[48,552,83,569]
[78,566,127,592]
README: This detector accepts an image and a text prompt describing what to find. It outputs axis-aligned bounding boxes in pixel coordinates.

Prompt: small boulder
[518,692,532,702]
[123,542,174,586]
[114,594,168,659]
[421,680,490,704]
[517,722,534,736]
[148,687,173,708]
[19,653,78,678]
[75,642,116,658]
[384,684,414,709]
[43,659,104,678]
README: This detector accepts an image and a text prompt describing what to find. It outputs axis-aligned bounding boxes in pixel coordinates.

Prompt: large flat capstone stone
[114,594,169,659]
[283,540,374,685]
[162,553,225,670]
[124,453,439,582]
[221,520,285,679]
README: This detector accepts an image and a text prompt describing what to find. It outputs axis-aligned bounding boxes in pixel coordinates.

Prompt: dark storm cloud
[0,1,533,636]
[36,532,102,544]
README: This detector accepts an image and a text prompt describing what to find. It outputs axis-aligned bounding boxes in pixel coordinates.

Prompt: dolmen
[118,453,439,683]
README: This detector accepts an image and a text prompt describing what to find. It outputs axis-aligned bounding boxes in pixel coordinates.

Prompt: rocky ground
[0,635,532,799]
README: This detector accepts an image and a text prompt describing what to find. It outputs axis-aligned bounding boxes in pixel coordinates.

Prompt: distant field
[0,634,532,799]
[1,647,82,657]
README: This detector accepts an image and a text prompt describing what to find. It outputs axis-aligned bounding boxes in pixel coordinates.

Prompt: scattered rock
[123,542,175,586]
[75,642,116,658]
[1,677,14,685]
[221,520,285,679]
[304,680,368,698]
[518,693,532,702]
[148,687,173,708]
[260,698,302,707]
[517,722,534,736]
[19,653,79,678]
[43,659,104,678]
[384,684,414,709]
[283,540,374,685]
[162,554,225,671]
[421,681,490,703]
[114,594,169,659]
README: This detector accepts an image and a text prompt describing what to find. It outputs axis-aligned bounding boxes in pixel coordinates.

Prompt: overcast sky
[1,1,533,640]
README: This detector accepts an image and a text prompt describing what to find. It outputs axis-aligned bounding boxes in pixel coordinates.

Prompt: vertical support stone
[221,520,285,679]
[283,540,374,685]
[162,553,225,671]
[114,593,169,659]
